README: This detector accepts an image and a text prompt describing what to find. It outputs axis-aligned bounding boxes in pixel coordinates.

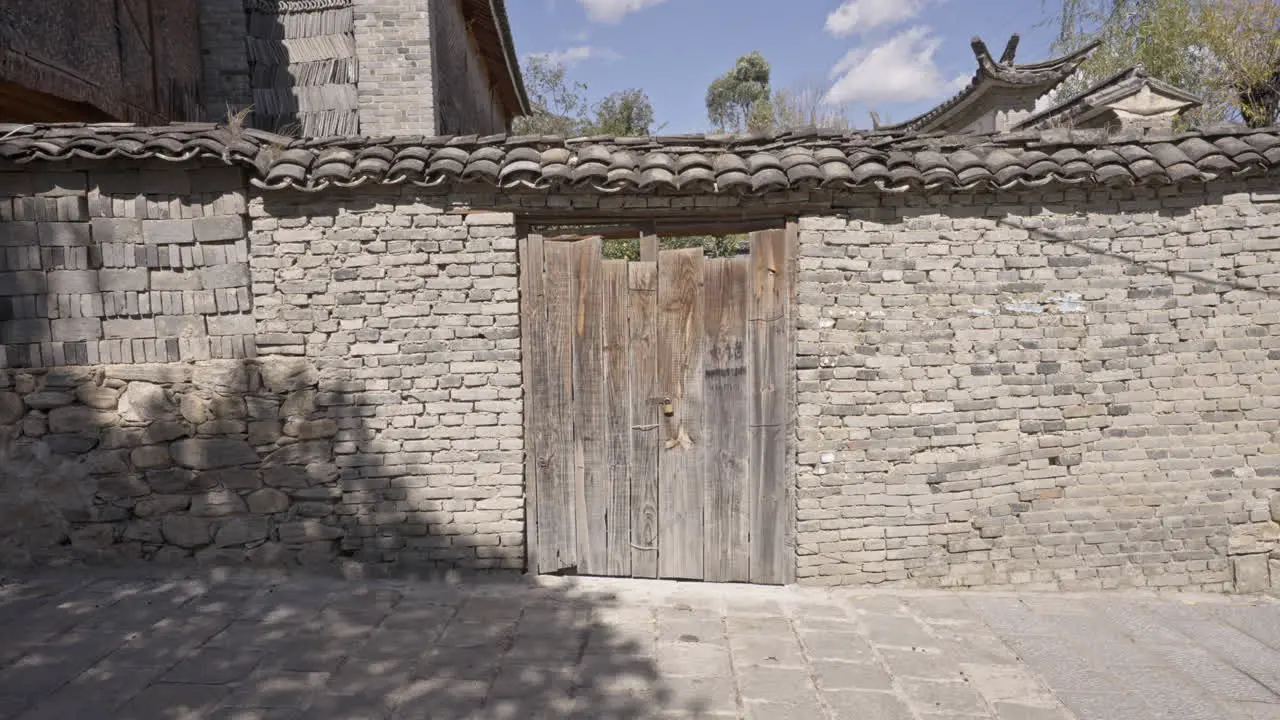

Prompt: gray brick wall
[354,0,437,136]
[1,160,1277,590]
[247,189,522,571]
[0,165,255,370]
[794,180,1280,592]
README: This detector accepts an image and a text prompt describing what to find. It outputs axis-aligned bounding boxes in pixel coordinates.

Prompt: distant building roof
[875,34,1098,134]
[1015,65,1203,131]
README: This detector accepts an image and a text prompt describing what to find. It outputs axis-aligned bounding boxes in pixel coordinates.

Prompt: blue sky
[507,0,1063,133]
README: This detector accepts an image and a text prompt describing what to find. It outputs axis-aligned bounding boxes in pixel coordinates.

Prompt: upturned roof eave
[876,38,1100,134]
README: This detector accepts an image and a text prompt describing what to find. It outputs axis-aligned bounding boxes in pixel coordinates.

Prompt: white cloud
[527,45,621,67]
[577,0,668,23]
[1033,90,1059,114]
[824,27,969,105]
[825,0,926,36]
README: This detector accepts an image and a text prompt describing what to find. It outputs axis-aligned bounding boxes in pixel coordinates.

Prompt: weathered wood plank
[572,238,607,575]
[657,247,706,580]
[519,234,545,572]
[702,256,751,582]
[602,260,631,576]
[539,239,579,573]
[781,222,798,585]
[640,234,658,263]
[748,229,791,585]
[628,261,660,578]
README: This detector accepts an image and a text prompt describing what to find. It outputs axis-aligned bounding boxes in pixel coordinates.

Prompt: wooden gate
[520,228,794,585]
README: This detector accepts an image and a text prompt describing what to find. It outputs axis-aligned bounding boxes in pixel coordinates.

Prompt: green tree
[583,89,658,136]
[1200,0,1280,127]
[512,55,591,135]
[706,52,774,133]
[514,57,660,136]
[601,235,746,261]
[1048,0,1280,126]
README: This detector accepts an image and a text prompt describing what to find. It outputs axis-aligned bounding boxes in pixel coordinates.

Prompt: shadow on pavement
[0,571,692,720]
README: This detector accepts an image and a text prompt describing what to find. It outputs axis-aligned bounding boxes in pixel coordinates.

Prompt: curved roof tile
[0,122,1277,196]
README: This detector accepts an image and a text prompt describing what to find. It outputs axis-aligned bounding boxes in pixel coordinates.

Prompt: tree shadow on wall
[0,355,694,718]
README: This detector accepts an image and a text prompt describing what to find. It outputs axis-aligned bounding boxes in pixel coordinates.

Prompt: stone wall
[353,0,436,136]
[0,170,524,574]
[248,189,523,572]
[795,179,1280,592]
[0,359,347,567]
[3,154,1279,592]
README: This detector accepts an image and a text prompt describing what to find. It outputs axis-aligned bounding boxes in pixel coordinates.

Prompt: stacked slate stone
[245,0,359,136]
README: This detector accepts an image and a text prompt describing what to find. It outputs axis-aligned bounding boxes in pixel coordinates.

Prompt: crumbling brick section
[248,190,523,571]
[795,180,1280,591]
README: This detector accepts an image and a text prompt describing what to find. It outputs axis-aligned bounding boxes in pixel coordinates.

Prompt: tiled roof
[1015,66,1204,131]
[874,35,1099,134]
[1,121,1278,195]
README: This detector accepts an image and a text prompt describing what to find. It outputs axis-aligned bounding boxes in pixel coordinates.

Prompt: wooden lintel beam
[525,217,788,240]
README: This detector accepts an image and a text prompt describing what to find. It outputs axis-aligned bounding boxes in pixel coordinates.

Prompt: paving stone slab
[992,702,1075,720]
[161,647,263,685]
[665,675,740,715]
[728,635,807,668]
[901,679,991,715]
[222,670,330,709]
[825,689,915,720]
[737,666,816,705]
[797,629,877,662]
[114,683,233,720]
[1,571,1279,720]
[812,659,894,691]
[743,699,826,720]
[657,642,733,677]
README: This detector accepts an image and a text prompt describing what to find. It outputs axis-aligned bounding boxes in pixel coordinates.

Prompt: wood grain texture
[627,261,660,578]
[539,239,579,573]
[640,234,658,263]
[782,222,798,585]
[601,260,632,576]
[657,247,706,580]
[748,229,790,585]
[518,234,544,572]
[702,257,751,582]
[572,238,606,574]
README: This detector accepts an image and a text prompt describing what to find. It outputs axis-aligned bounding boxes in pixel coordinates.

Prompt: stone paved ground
[0,570,1277,720]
